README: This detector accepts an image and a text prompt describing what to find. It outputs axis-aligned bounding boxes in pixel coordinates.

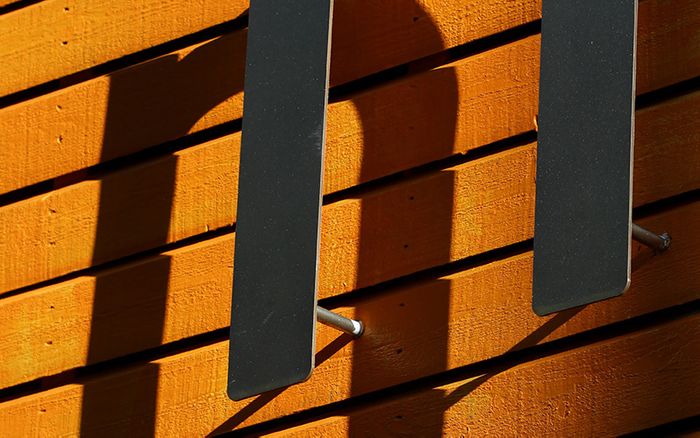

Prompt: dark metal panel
[533,0,638,315]
[228,0,334,400]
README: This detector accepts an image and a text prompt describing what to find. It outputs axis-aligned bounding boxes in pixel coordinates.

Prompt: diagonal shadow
[78,19,248,436]
[411,307,584,436]
[207,334,354,435]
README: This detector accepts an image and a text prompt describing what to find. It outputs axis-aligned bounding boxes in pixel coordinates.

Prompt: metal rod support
[316,306,364,337]
[632,224,671,252]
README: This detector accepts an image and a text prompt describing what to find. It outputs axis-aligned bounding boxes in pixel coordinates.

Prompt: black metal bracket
[532,0,671,316]
[227,0,364,402]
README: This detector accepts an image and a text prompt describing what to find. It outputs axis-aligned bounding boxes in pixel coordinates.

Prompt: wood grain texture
[0,0,248,98]
[1,198,698,435]
[0,0,696,195]
[275,309,700,437]
[637,0,700,94]
[0,81,698,387]
[0,0,539,98]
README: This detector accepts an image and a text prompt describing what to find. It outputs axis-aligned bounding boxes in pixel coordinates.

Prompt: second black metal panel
[533,0,638,315]
[228,0,334,400]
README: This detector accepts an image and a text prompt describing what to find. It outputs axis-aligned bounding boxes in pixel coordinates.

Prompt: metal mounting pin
[317,306,364,337]
[632,224,671,252]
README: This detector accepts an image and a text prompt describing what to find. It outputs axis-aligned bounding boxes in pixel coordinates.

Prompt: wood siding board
[0,0,696,195]
[0,198,698,435]
[0,0,697,433]
[0,0,250,98]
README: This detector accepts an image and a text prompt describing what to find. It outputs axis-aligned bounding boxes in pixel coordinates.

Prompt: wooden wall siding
[0,0,695,195]
[0,64,697,301]
[0,0,698,436]
[1,82,699,389]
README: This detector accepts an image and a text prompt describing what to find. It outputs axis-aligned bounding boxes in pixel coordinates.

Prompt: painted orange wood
[0,0,696,435]
[637,0,700,94]
[0,73,697,297]
[0,0,695,195]
[0,198,697,435]
[0,0,248,98]
[275,310,700,437]
[0,0,538,98]
[0,33,540,195]
[634,90,700,206]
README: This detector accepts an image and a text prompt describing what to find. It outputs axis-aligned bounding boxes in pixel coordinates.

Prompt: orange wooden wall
[1,0,699,436]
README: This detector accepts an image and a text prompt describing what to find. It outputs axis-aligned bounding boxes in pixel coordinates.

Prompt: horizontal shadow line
[0,119,242,209]
[634,187,700,220]
[320,239,533,309]
[323,131,538,204]
[0,224,235,301]
[0,326,230,404]
[622,413,700,436]
[637,74,700,110]
[0,0,43,16]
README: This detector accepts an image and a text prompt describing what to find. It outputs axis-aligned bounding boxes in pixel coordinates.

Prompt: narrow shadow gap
[0,0,44,16]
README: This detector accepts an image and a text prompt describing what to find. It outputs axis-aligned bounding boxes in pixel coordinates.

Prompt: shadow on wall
[79,14,248,437]
[70,0,513,435]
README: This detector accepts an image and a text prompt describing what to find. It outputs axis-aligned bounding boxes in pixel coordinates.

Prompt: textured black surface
[533,0,638,315]
[228,0,333,400]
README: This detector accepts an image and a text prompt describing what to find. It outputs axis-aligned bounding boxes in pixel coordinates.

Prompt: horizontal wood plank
[0,0,247,97]
[0,0,696,195]
[275,309,700,437]
[0,0,25,8]
[0,0,539,98]
[1,198,698,435]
